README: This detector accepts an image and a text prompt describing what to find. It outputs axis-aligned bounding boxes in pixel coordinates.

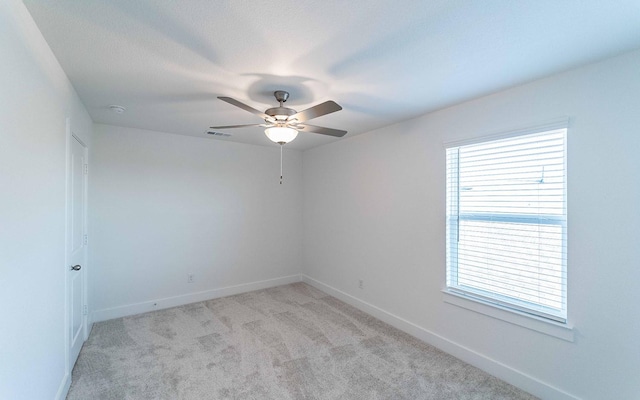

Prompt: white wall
[0,1,93,399]
[89,124,302,319]
[303,49,640,399]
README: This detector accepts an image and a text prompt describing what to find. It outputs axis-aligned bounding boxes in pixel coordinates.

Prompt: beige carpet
[67,283,537,399]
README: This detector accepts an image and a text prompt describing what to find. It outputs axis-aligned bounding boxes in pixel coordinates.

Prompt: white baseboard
[92,274,301,322]
[301,274,579,400]
[54,371,71,400]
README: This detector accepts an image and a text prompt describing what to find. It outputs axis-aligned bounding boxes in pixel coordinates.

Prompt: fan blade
[297,124,347,137]
[218,97,269,119]
[209,124,264,129]
[289,101,342,122]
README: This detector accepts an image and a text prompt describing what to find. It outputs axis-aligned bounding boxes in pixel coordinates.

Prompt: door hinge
[84,164,88,175]
[83,234,88,245]
[83,305,88,315]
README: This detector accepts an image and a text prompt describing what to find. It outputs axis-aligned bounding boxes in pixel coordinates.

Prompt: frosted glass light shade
[265,126,298,144]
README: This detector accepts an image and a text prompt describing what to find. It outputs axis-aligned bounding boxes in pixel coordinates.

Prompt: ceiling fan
[209,90,347,145]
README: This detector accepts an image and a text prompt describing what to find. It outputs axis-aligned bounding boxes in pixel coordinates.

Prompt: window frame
[444,120,569,325]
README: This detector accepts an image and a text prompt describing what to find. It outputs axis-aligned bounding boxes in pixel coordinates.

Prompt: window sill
[442,289,574,342]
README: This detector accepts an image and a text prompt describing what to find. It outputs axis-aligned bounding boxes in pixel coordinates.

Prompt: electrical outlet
[188,274,194,283]
[358,279,364,289]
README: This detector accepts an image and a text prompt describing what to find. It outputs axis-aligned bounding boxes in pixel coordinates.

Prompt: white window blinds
[446,128,567,322]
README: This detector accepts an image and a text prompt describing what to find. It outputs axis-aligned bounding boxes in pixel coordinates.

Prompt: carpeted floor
[67,282,537,399]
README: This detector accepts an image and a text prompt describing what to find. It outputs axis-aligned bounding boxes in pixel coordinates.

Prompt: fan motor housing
[265,107,296,119]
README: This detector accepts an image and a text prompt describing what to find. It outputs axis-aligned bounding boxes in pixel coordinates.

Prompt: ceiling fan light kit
[210,90,347,183]
[264,126,298,144]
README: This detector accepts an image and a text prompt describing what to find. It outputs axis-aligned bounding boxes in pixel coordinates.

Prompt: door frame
[64,117,90,377]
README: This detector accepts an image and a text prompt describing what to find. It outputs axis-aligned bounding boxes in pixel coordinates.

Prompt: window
[446,127,567,323]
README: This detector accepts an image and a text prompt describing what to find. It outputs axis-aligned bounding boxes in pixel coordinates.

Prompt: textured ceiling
[23,0,640,150]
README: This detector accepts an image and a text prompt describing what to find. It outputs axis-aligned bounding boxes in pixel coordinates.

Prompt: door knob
[71,265,82,271]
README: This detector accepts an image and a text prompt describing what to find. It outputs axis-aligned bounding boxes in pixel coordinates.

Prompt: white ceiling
[23,0,640,150]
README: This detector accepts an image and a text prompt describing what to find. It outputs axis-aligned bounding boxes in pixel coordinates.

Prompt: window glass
[446,128,567,322]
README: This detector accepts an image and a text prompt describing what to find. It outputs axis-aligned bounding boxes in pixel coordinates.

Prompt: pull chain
[280,144,283,184]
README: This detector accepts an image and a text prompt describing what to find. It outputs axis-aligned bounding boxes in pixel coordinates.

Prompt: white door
[68,135,87,368]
